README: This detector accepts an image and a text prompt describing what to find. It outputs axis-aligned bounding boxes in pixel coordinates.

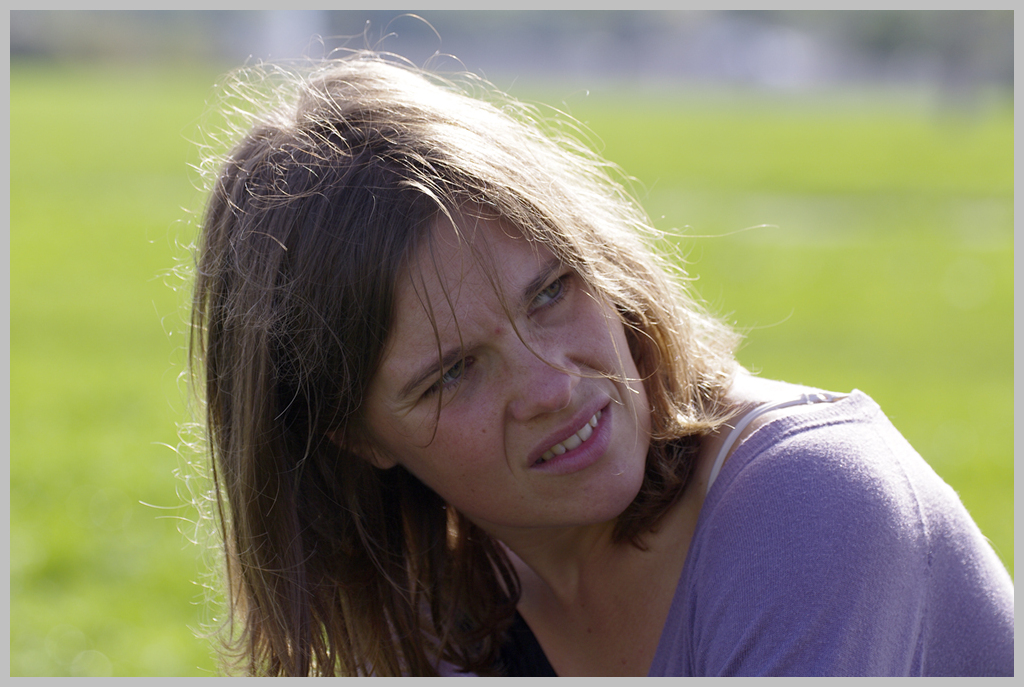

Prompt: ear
[327,427,399,470]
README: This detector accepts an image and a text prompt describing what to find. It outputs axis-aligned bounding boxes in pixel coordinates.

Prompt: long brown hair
[189,52,738,676]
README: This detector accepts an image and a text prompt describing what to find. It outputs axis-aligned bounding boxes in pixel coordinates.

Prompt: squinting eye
[426,358,468,396]
[439,359,465,386]
[533,277,565,309]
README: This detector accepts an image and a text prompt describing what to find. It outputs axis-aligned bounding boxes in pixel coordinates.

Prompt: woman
[189,53,1013,676]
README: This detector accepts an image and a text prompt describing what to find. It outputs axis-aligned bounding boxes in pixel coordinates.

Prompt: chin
[588,467,648,525]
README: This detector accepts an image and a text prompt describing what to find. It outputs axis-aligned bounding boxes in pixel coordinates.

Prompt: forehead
[376,215,551,390]
[396,215,543,325]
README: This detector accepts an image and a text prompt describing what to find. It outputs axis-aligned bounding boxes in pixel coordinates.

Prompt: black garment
[497,612,557,676]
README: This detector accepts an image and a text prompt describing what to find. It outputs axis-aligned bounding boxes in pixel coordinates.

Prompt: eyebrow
[397,256,563,400]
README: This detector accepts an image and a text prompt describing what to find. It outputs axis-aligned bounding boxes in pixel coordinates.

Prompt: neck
[499,520,621,607]
[494,495,700,677]
[493,486,698,614]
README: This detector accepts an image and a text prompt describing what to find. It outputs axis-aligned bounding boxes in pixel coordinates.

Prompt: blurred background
[9,10,1013,676]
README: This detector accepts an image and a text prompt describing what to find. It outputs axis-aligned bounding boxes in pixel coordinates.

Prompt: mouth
[534,409,602,466]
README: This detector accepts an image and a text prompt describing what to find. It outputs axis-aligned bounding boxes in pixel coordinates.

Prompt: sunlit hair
[190,51,739,676]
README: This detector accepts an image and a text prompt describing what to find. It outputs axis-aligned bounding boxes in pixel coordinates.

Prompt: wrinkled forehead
[398,213,546,324]
[377,213,550,371]
[362,214,549,404]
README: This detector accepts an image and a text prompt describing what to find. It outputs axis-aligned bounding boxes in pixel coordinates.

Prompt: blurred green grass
[10,63,1012,676]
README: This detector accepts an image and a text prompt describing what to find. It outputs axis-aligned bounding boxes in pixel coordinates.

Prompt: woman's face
[361,216,651,544]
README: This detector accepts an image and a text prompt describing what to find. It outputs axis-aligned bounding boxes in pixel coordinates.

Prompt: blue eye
[440,359,465,385]
[533,276,565,309]
[426,358,468,396]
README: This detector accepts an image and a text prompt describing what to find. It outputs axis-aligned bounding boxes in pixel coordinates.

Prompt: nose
[505,339,580,423]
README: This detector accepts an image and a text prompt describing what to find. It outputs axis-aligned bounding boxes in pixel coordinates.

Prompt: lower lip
[530,405,612,475]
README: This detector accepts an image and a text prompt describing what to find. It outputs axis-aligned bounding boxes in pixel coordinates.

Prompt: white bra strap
[706,392,845,496]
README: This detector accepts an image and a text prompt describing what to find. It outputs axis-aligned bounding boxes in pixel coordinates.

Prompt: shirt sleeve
[669,394,1012,676]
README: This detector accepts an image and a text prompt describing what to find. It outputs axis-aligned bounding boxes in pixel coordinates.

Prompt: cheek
[636,382,653,437]
[397,406,505,482]
[431,407,502,463]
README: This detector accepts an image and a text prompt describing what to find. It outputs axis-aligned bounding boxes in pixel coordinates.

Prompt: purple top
[648,390,1014,676]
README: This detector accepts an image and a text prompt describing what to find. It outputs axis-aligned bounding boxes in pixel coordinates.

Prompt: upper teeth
[538,410,601,463]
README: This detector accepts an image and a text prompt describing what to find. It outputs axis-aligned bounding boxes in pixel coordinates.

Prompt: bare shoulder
[723,373,842,431]
[692,374,843,494]
[728,373,832,406]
